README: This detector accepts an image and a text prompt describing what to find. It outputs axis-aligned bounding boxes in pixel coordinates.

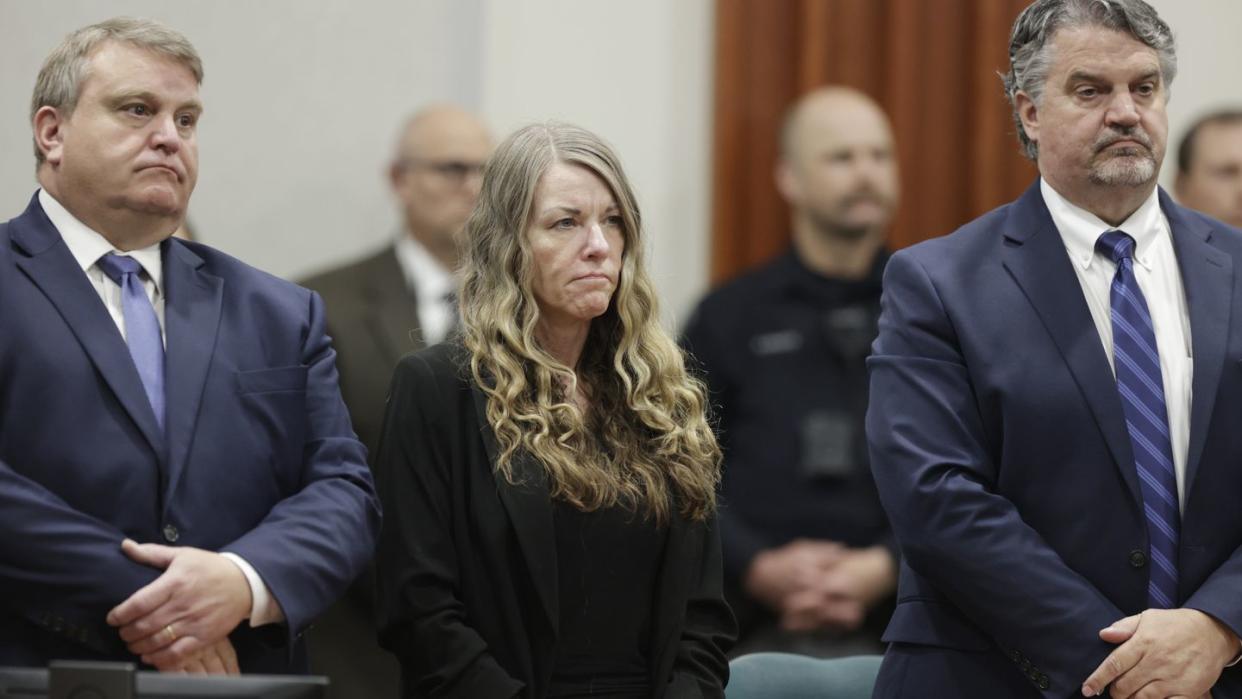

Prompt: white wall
[0,0,713,328]
[479,0,715,327]
[1,1,1237,327]
[1148,0,1242,189]
[0,0,484,281]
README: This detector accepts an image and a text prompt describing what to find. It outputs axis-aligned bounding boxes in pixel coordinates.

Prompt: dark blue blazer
[867,181,1242,698]
[0,193,381,672]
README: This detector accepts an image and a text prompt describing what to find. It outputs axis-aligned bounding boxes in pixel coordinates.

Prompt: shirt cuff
[220,552,286,627]
[1227,645,1242,668]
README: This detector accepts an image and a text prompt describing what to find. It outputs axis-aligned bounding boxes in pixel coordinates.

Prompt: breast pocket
[236,365,308,394]
[236,366,309,485]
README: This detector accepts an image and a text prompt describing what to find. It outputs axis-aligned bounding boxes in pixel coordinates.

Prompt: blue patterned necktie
[1096,230,1179,608]
[96,253,166,432]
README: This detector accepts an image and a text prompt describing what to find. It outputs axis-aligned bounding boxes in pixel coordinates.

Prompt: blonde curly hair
[459,122,720,523]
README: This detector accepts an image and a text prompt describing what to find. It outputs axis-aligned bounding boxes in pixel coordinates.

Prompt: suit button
[1129,549,1148,568]
[163,524,180,543]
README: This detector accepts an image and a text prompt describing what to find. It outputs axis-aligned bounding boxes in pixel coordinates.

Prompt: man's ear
[33,105,67,166]
[389,159,410,193]
[774,157,800,205]
[1015,90,1040,150]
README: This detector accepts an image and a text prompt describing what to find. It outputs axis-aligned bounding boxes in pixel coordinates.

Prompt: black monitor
[0,662,326,699]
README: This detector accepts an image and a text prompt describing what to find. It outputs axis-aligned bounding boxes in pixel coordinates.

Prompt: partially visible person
[1175,109,1242,228]
[683,86,898,658]
[298,104,490,699]
[1,17,378,674]
[300,105,491,458]
[375,122,735,698]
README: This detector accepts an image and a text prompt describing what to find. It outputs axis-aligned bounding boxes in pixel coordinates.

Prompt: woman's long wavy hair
[459,122,720,523]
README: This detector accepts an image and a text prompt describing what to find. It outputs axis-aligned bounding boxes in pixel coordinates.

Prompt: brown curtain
[711,0,1038,283]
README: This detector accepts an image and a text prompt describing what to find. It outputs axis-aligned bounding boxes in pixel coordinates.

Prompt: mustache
[839,188,894,208]
[1093,127,1153,154]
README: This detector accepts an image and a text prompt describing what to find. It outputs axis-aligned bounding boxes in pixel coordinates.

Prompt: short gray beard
[1088,150,1157,187]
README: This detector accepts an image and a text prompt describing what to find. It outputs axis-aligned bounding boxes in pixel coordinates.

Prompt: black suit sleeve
[374,356,524,699]
[666,513,735,698]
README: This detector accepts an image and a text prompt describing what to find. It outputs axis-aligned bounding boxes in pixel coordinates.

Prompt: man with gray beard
[867,0,1242,696]
[683,86,898,658]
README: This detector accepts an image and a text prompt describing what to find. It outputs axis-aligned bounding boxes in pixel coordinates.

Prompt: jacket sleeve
[374,354,525,699]
[0,458,160,655]
[1184,552,1242,644]
[866,250,1125,698]
[666,513,736,699]
[681,305,771,580]
[218,290,382,643]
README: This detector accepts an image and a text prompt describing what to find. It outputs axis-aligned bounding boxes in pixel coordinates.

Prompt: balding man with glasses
[298,104,490,698]
[301,105,491,462]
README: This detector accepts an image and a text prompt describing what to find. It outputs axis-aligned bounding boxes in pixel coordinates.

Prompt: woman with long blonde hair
[375,122,734,698]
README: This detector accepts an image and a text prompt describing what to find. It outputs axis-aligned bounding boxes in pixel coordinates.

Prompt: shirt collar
[394,232,455,302]
[39,188,164,292]
[1040,178,1165,272]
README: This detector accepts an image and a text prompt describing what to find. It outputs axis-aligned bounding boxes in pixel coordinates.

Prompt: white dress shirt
[394,232,457,345]
[38,189,283,627]
[1040,179,1193,510]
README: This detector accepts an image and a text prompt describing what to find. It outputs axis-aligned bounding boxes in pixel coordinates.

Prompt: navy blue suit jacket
[0,193,381,672]
[867,181,1242,698]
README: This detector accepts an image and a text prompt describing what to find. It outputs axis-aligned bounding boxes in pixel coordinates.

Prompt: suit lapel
[1000,182,1143,507]
[470,381,558,631]
[161,239,223,504]
[366,248,423,363]
[1161,191,1233,495]
[10,196,164,458]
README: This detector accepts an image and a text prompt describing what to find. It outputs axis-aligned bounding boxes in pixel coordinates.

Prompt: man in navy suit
[0,18,380,674]
[868,1,1242,697]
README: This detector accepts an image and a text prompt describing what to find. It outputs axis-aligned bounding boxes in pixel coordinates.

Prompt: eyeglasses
[397,159,485,184]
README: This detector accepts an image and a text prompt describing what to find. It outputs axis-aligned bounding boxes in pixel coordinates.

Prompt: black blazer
[374,343,734,698]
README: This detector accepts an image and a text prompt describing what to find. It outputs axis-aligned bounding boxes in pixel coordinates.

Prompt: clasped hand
[107,539,252,674]
[744,540,895,632]
[1081,608,1239,698]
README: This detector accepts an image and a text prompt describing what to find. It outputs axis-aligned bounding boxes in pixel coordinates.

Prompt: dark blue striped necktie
[1096,230,1179,608]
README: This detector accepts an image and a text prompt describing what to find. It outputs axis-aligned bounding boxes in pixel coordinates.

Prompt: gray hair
[1002,0,1176,160]
[31,17,203,164]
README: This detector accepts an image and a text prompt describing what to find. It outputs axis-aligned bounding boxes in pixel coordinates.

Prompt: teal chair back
[726,653,883,699]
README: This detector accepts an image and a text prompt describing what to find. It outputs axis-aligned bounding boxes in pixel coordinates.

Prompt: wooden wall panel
[711,0,1038,282]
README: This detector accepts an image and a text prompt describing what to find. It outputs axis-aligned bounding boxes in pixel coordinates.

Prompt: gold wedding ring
[163,624,178,644]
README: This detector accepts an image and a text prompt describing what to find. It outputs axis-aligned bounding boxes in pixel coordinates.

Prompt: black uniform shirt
[683,248,891,580]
